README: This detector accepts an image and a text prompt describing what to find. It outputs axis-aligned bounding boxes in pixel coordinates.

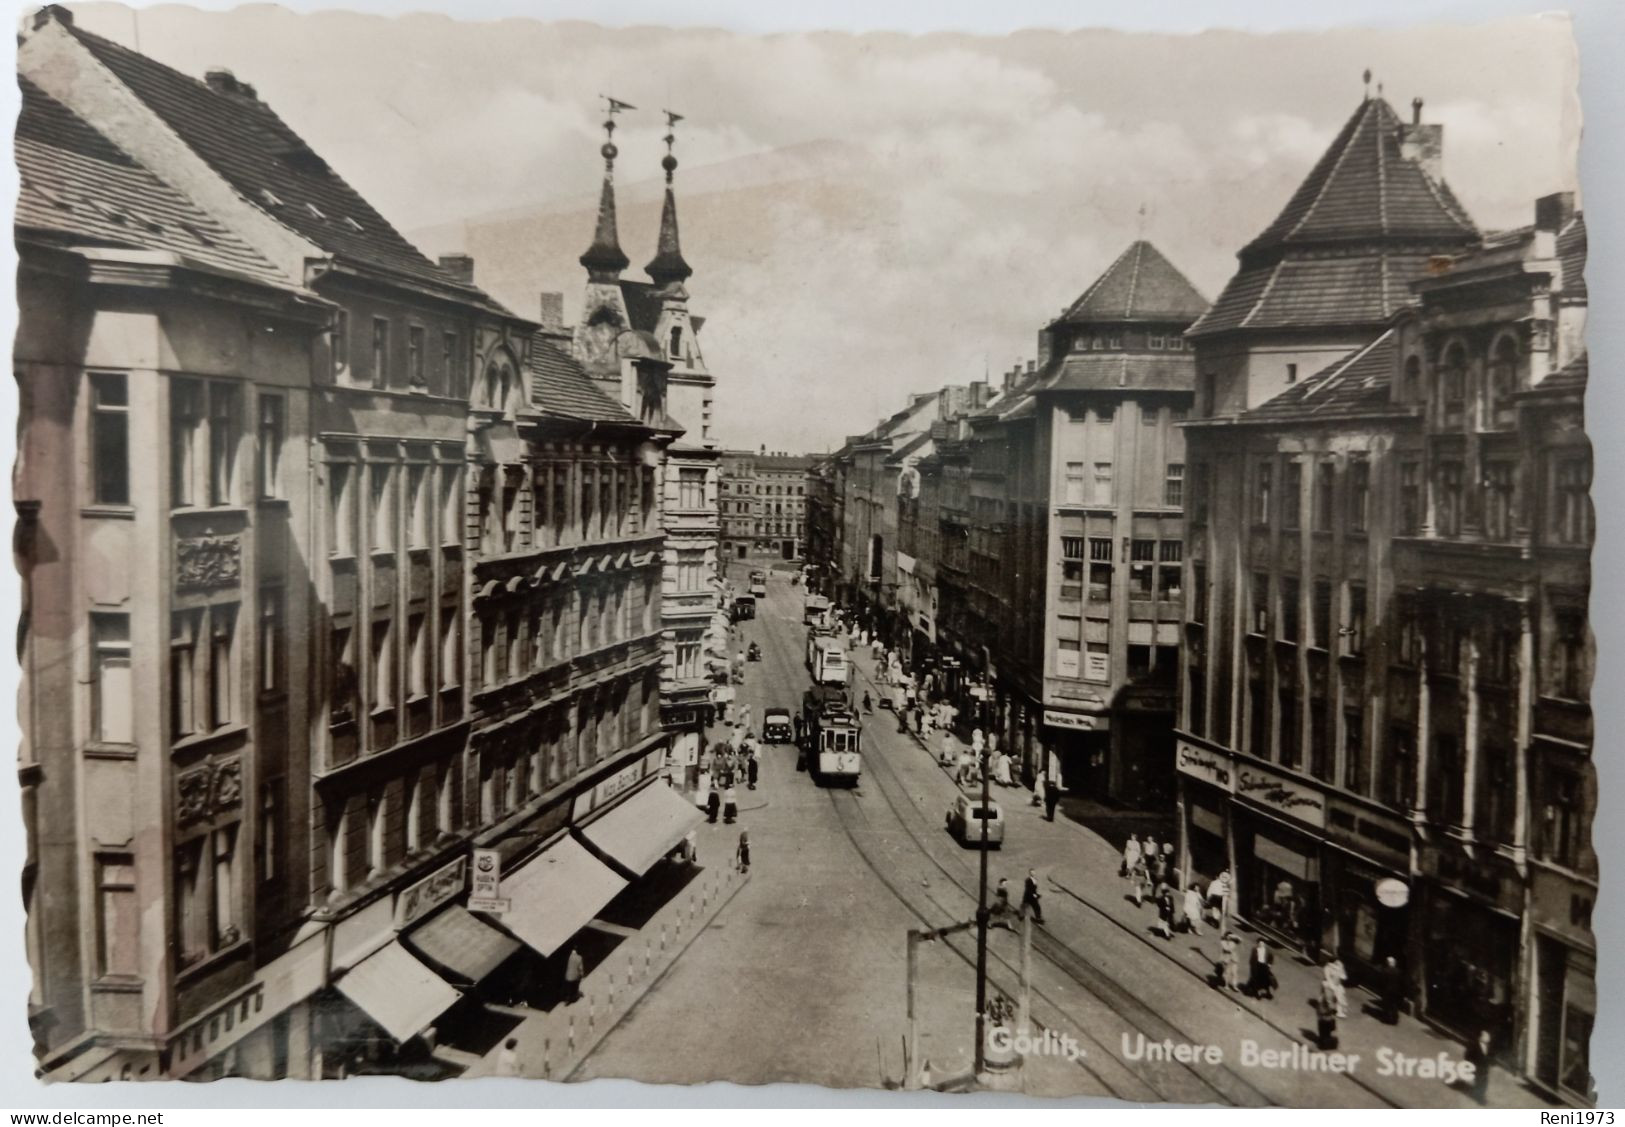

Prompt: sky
[61,4,1581,455]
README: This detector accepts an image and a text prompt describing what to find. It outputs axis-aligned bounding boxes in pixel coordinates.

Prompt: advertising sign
[471,848,501,903]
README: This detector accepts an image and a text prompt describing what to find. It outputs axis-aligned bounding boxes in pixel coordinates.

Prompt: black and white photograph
[6,0,1608,1110]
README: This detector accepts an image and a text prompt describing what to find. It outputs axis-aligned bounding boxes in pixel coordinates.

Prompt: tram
[802,687,862,785]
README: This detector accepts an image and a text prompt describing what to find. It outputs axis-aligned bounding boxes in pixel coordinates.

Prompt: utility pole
[972,747,992,1077]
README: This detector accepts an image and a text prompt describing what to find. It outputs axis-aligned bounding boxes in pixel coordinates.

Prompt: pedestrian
[1183,883,1206,936]
[971,728,985,757]
[1044,768,1061,822]
[496,1037,520,1077]
[681,829,699,865]
[706,787,721,824]
[994,877,1012,916]
[1205,869,1231,928]
[993,749,1014,787]
[1247,938,1276,999]
[1032,772,1046,810]
[1130,853,1150,907]
[914,707,926,738]
[1121,834,1143,879]
[956,750,976,788]
[1323,955,1349,1018]
[1465,1029,1493,1105]
[563,946,585,1003]
[1154,886,1175,939]
[1220,931,1241,992]
[1377,955,1403,1024]
[863,691,873,714]
[1022,870,1045,924]
[736,830,751,873]
[1315,982,1340,1051]
[793,713,803,745]
[747,748,760,790]
[723,785,738,825]
[940,730,955,767]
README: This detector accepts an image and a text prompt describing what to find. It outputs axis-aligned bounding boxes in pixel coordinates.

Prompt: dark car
[762,708,793,744]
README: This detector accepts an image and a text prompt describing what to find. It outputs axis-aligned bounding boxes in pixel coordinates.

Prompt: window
[1254,461,1273,525]
[372,620,393,711]
[176,838,206,966]
[1345,584,1366,656]
[441,465,463,547]
[1349,460,1369,533]
[1440,344,1466,426]
[91,613,132,744]
[1063,462,1085,504]
[1250,572,1270,635]
[1540,767,1584,869]
[1280,577,1300,643]
[371,318,389,387]
[1314,462,1335,532]
[442,332,463,398]
[331,625,357,724]
[1055,615,1081,678]
[1164,463,1184,507]
[95,854,138,978]
[1402,355,1421,402]
[675,638,702,681]
[506,608,524,681]
[407,326,425,388]
[1286,363,1298,384]
[1142,403,1159,425]
[171,380,202,507]
[1552,608,1587,701]
[1483,461,1515,540]
[1201,372,1217,415]
[669,326,683,360]
[406,464,429,548]
[1149,334,1165,350]
[208,605,237,730]
[212,825,239,947]
[406,771,424,855]
[679,468,706,510]
[259,782,280,883]
[207,384,238,506]
[257,395,285,499]
[332,309,350,380]
[1282,461,1301,531]
[1432,733,1465,825]
[1158,541,1183,599]
[1129,539,1156,597]
[407,614,428,699]
[170,611,200,739]
[1095,404,1116,425]
[327,802,349,896]
[90,374,130,506]
[1060,538,1084,600]
[1343,709,1367,794]
[1399,461,1421,535]
[259,589,283,695]
[677,550,705,592]
[441,607,460,691]
[370,464,395,553]
[436,762,454,837]
[1092,462,1114,506]
[1312,580,1332,649]
[330,462,356,557]
[1385,727,1416,812]
[1488,337,1517,428]
[366,791,386,879]
[1395,597,1420,667]
[1553,456,1592,545]
[1087,537,1113,602]
[1435,461,1464,537]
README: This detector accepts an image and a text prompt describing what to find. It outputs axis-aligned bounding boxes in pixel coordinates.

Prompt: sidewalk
[844,647,1552,1109]
[463,861,750,1080]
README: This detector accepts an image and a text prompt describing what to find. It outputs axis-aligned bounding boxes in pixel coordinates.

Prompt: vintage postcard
[9,2,1594,1108]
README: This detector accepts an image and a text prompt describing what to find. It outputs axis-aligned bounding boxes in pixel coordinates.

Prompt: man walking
[736,830,751,874]
[1022,869,1045,925]
[563,946,585,1003]
[746,747,760,791]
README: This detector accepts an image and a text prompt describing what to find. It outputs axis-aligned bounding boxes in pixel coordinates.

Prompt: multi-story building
[719,450,814,566]
[570,116,724,774]
[1177,87,1592,1100]
[803,458,839,596]
[18,9,695,1081]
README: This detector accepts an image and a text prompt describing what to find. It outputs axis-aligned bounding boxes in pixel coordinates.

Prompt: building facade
[718,450,814,565]
[1177,88,1592,1101]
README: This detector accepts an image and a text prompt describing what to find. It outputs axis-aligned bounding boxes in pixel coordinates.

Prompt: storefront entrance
[1534,936,1595,1102]
[1185,797,1228,886]
[1238,816,1322,955]
[1422,885,1518,1045]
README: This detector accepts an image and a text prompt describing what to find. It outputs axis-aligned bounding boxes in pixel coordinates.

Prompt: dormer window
[1092,336,1105,351]
[669,326,683,361]
[1149,334,1165,350]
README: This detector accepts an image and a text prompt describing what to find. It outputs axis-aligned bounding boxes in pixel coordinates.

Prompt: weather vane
[599,95,636,165]
[662,109,685,184]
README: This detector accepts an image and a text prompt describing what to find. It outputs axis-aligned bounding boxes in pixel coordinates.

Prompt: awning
[579,781,704,877]
[495,835,627,958]
[334,941,460,1043]
[403,905,521,986]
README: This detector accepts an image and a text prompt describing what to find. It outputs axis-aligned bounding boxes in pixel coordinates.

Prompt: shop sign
[1235,763,1326,829]
[573,749,662,820]
[1176,740,1234,792]
[468,896,510,915]
[1044,710,1095,731]
[1374,878,1410,909]
[394,857,467,929]
[471,849,501,901]
[1326,799,1411,869]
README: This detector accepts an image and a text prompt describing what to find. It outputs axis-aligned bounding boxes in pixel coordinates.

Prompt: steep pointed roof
[1242,96,1475,259]
[645,186,692,285]
[1056,240,1209,325]
[580,164,630,279]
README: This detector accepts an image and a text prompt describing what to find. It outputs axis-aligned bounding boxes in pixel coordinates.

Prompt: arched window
[482,351,519,413]
[1439,344,1467,427]
[1488,336,1518,428]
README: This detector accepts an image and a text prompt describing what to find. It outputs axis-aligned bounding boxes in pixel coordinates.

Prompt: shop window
[90,373,130,506]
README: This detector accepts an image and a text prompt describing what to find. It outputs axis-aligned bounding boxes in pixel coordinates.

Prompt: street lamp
[972,743,992,1076]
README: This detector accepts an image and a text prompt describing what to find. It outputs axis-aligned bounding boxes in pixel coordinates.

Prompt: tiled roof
[619,279,664,333]
[525,333,637,424]
[1057,240,1208,325]
[1241,329,1400,423]
[15,77,293,290]
[64,21,499,302]
[1036,352,1195,395]
[1191,251,1443,337]
[883,431,933,464]
[1242,97,1476,258]
[1558,215,1586,301]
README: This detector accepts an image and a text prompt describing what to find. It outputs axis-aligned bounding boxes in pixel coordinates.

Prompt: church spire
[645,109,693,287]
[580,97,633,281]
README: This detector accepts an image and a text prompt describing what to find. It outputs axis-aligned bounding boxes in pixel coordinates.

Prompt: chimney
[204,68,240,95]
[438,254,475,284]
[1036,326,1056,371]
[537,292,565,332]
[1535,192,1576,234]
[1397,99,1443,183]
[1026,359,1036,375]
